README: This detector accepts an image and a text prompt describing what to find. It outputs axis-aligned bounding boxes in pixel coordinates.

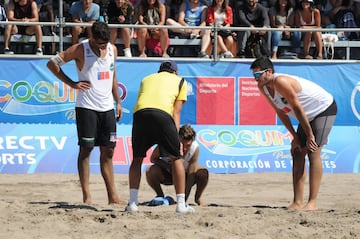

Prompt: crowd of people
[1,0,360,58]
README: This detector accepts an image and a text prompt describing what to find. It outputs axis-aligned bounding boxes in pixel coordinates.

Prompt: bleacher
[0,24,360,60]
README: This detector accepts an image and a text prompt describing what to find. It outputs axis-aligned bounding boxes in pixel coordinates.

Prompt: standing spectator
[47,22,125,205]
[203,0,234,58]
[107,0,134,57]
[3,0,43,55]
[269,0,301,58]
[69,0,100,45]
[146,124,209,206]
[126,60,194,214]
[234,0,271,58]
[294,0,323,59]
[136,0,169,57]
[250,57,337,211]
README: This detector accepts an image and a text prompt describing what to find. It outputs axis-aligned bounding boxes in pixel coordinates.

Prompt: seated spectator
[164,0,183,38]
[166,0,208,57]
[353,0,360,27]
[331,0,359,40]
[107,0,134,57]
[37,0,54,35]
[201,0,234,58]
[137,0,169,57]
[269,0,301,58]
[234,0,271,58]
[69,0,100,45]
[0,2,7,35]
[4,0,43,55]
[294,0,323,59]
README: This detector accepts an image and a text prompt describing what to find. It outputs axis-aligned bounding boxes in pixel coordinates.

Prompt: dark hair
[250,56,275,72]
[91,22,110,42]
[179,124,196,141]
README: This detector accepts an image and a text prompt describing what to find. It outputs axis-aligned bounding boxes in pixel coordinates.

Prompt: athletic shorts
[75,107,117,148]
[297,100,337,147]
[132,108,181,159]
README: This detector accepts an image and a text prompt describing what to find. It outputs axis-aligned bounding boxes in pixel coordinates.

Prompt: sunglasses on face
[253,69,268,79]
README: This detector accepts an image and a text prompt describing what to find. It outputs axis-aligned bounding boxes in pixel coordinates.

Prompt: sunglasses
[253,69,268,79]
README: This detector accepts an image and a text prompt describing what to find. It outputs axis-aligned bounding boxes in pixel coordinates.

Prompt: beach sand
[0,173,359,239]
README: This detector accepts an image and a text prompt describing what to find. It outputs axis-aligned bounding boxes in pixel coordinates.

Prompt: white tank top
[75,39,115,112]
[183,141,199,171]
[263,73,333,121]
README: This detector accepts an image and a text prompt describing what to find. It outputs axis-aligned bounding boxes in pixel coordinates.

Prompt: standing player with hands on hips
[250,57,337,211]
[47,22,125,205]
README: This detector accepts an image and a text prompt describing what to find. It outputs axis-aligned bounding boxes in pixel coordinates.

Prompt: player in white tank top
[146,125,209,206]
[47,22,124,205]
[251,57,337,211]
[75,39,116,112]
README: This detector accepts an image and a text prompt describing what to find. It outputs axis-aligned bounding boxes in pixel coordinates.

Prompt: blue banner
[0,58,360,174]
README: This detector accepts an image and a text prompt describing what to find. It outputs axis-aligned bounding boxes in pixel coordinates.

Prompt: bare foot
[83,196,92,204]
[195,197,207,206]
[109,197,128,205]
[302,201,318,211]
[287,202,303,210]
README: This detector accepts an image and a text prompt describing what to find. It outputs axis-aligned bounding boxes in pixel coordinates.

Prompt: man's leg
[194,168,209,206]
[146,165,165,197]
[99,146,126,204]
[77,146,92,204]
[288,149,307,210]
[172,158,194,213]
[304,147,323,211]
[126,157,144,211]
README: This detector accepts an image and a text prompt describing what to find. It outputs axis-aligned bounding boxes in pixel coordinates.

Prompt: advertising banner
[0,59,360,174]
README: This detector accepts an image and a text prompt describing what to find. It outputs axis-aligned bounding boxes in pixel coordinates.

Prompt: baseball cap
[158,60,178,73]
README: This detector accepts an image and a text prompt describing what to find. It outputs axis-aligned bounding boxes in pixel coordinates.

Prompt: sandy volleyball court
[0,173,359,239]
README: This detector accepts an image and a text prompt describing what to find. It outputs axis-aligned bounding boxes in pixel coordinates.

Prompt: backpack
[244,34,270,58]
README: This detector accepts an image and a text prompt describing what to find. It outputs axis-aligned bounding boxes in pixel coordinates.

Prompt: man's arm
[111,45,122,121]
[173,100,184,131]
[275,76,318,152]
[46,44,90,91]
[185,147,200,198]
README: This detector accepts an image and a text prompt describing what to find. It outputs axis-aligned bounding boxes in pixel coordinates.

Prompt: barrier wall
[0,58,360,174]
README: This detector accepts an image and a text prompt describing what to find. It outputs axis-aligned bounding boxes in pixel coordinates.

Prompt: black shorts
[297,100,337,147]
[132,108,180,158]
[75,107,117,148]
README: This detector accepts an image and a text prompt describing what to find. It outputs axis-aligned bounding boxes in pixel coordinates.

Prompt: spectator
[0,2,7,35]
[137,0,169,57]
[234,0,271,58]
[37,0,55,54]
[201,0,234,58]
[69,0,100,45]
[353,0,360,28]
[166,0,207,39]
[4,0,43,55]
[164,0,183,38]
[269,0,301,58]
[294,0,323,59]
[331,0,359,40]
[107,0,134,57]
